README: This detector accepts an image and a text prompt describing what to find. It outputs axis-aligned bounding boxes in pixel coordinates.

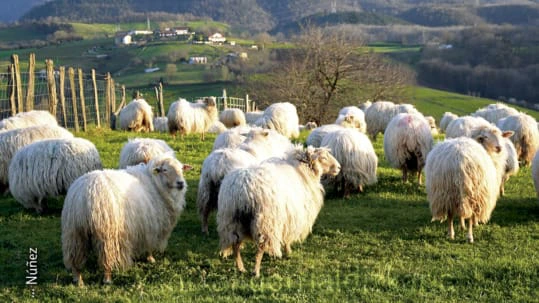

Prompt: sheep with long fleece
[61,153,191,286]
[359,101,372,111]
[445,116,491,139]
[0,125,73,193]
[167,97,218,140]
[321,128,378,197]
[496,112,539,166]
[383,113,433,184]
[119,138,173,169]
[305,117,357,148]
[219,108,246,128]
[0,110,57,131]
[439,112,458,134]
[472,103,519,124]
[237,128,294,161]
[426,127,513,243]
[500,137,518,196]
[255,102,300,139]
[119,98,154,132]
[217,145,340,277]
[245,111,263,125]
[212,125,253,151]
[425,116,438,136]
[364,101,419,140]
[8,138,102,213]
[153,117,168,133]
[208,121,227,134]
[336,106,367,133]
[531,151,539,200]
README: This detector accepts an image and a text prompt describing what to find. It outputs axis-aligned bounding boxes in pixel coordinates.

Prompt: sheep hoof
[73,278,84,287]
[252,271,260,278]
[103,279,112,285]
[147,255,156,263]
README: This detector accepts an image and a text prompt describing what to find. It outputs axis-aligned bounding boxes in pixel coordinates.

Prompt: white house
[189,56,208,64]
[208,33,226,44]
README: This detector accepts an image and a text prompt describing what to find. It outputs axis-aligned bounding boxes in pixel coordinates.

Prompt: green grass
[1,91,539,301]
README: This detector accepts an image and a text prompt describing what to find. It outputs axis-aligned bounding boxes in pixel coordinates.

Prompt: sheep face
[151,155,192,193]
[205,97,217,108]
[305,147,341,177]
[472,126,514,155]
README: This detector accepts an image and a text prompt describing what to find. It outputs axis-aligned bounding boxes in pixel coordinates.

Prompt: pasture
[1,96,539,302]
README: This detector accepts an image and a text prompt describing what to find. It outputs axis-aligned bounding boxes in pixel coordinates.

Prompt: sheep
[0,110,57,131]
[383,113,433,184]
[445,116,491,139]
[439,112,458,133]
[305,117,358,148]
[0,125,73,193]
[425,116,438,136]
[119,138,174,169]
[255,102,300,139]
[364,101,419,140]
[167,97,218,140]
[61,153,192,286]
[119,98,154,132]
[217,145,340,277]
[299,121,318,132]
[336,106,367,134]
[212,125,253,151]
[208,121,227,134]
[472,103,519,124]
[496,113,539,166]
[500,137,519,196]
[8,138,102,213]
[531,151,539,200]
[237,128,294,161]
[426,127,513,243]
[153,117,169,133]
[219,108,246,128]
[245,111,263,125]
[321,128,378,197]
[359,100,372,111]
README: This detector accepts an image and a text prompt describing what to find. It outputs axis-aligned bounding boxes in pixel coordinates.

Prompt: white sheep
[336,106,367,134]
[496,113,539,166]
[217,145,340,277]
[298,121,318,132]
[153,117,169,133]
[119,98,154,132]
[426,126,513,243]
[445,116,491,139]
[364,101,419,140]
[255,102,300,139]
[212,125,253,151]
[237,128,294,161]
[119,138,174,169]
[439,112,458,134]
[61,153,192,286]
[245,111,263,125]
[0,110,57,131]
[321,128,378,197]
[531,150,539,201]
[167,97,218,140]
[208,121,227,134]
[0,125,73,193]
[8,138,102,213]
[500,137,519,196]
[359,101,372,111]
[472,103,519,124]
[219,108,247,128]
[383,113,433,184]
[425,116,438,136]
[305,117,358,148]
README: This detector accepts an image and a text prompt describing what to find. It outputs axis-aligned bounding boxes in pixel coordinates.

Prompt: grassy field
[0,90,538,302]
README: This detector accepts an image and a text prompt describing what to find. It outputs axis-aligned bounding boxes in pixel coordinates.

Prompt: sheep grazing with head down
[496,113,539,166]
[305,117,358,148]
[245,111,263,125]
[359,100,372,111]
[62,153,191,286]
[208,121,227,134]
[384,113,433,184]
[0,110,57,132]
[153,117,169,133]
[255,102,300,139]
[9,138,102,213]
[119,98,154,132]
[426,126,513,243]
[167,97,218,140]
[219,108,246,128]
[439,112,458,134]
[472,103,519,124]
[217,145,340,277]
[364,101,419,140]
[0,125,73,193]
[119,138,173,169]
[500,137,518,196]
[336,106,367,134]
[212,125,253,151]
[445,116,491,139]
[321,128,377,197]
[425,116,438,136]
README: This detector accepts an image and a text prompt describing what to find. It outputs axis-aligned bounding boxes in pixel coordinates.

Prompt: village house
[208,33,226,45]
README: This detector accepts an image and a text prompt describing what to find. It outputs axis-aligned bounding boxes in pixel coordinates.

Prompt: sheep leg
[72,269,84,287]
[201,207,211,235]
[459,217,466,230]
[147,255,156,263]
[417,171,422,185]
[201,132,206,141]
[467,218,474,243]
[447,213,455,240]
[472,215,479,227]
[253,245,264,278]
[103,267,112,284]
[402,167,408,183]
[233,242,245,273]
[284,243,292,256]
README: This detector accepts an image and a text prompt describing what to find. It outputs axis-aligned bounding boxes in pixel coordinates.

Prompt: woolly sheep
[445,116,491,139]
[299,121,318,132]
[439,112,458,133]
[219,108,246,128]
[383,113,433,184]
[255,102,300,139]
[472,103,519,124]
[0,125,73,193]
[167,97,218,140]
[359,101,372,111]
[9,138,102,213]
[119,138,174,169]
[305,117,358,148]
[425,116,438,135]
[336,106,367,134]
[61,153,192,286]
[208,121,227,134]
[153,117,169,133]
[212,125,253,151]
[245,111,263,125]
[238,128,294,161]
[0,110,57,131]
[497,113,539,166]
[119,98,154,132]
[364,101,419,140]
[500,137,519,196]
[321,128,378,197]
[531,151,539,200]
[426,127,513,243]
[217,145,340,277]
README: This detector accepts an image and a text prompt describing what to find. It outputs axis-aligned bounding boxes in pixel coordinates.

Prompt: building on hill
[208,33,226,45]
[189,56,208,64]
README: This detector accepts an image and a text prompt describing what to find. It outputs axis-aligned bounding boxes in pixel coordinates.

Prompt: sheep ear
[152,167,161,175]
[262,130,270,137]
[183,164,193,171]
[502,131,514,138]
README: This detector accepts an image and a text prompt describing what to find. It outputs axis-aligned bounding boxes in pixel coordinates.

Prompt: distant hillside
[0,0,50,23]
[478,4,539,25]
[397,6,482,27]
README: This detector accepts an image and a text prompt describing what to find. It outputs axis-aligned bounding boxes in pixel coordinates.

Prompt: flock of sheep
[1,97,539,285]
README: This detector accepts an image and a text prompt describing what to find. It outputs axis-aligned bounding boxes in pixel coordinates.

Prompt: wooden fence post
[78,68,87,131]
[59,66,67,128]
[159,82,164,117]
[245,94,250,112]
[91,69,100,128]
[46,59,58,117]
[25,53,35,111]
[111,78,116,115]
[222,88,228,110]
[8,64,16,116]
[105,72,111,128]
[68,67,79,132]
[11,54,23,113]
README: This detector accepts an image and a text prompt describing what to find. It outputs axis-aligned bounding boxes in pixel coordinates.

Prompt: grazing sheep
[445,116,491,139]
[299,121,318,132]
[337,106,367,133]
[167,97,218,140]
[255,102,300,139]
[119,138,174,169]
[119,98,154,132]
[153,117,169,133]
[238,128,294,161]
[219,108,247,128]
[321,128,378,197]
[472,103,519,124]
[439,112,458,134]
[305,117,358,148]
[212,125,253,151]
[0,110,57,131]
[245,111,263,125]
[9,138,102,213]
[359,101,372,111]
[0,125,73,193]
[531,151,539,200]
[500,138,519,196]
[61,153,192,286]
[426,127,513,243]
[217,145,340,277]
[425,116,438,135]
[497,113,539,166]
[208,121,227,134]
[383,113,433,184]
[364,101,419,140]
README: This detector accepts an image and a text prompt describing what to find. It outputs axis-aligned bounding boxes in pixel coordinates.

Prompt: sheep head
[204,97,217,108]
[300,146,340,177]
[150,153,192,192]
[471,125,514,155]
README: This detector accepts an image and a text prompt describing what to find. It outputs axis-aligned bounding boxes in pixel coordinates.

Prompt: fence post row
[78,68,87,132]
[25,53,35,111]
[59,66,68,128]
[46,59,57,117]
[91,69,100,128]
[68,67,79,132]
[8,64,16,116]
[11,54,23,114]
